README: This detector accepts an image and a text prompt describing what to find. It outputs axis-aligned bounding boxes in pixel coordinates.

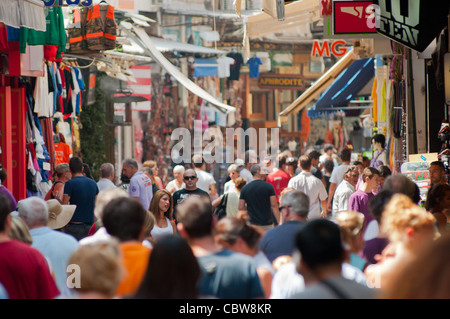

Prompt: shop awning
[0,0,46,32]
[313,58,375,109]
[193,58,218,78]
[278,48,354,125]
[150,37,227,55]
[128,25,235,114]
[247,0,320,39]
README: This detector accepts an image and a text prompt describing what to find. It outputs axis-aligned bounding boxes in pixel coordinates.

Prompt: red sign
[333,1,377,34]
[320,0,332,16]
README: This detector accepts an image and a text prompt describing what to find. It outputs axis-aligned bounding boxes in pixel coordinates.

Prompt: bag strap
[320,279,349,299]
[223,193,228,205]
[373,148,385,161]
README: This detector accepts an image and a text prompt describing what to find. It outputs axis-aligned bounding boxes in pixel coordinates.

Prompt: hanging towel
[371,77,377,124]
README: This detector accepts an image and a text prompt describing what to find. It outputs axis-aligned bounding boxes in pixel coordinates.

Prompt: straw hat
[46,199,76,230]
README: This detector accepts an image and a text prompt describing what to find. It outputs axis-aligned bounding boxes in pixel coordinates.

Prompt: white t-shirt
[217,56,235,78]
[195,169,216,193]
[97,178,116,192]
[223,180,236,194]
[151,217,174,242]
[165,180,185,193]
[288,172,328,219]
[329,164,349,186]
[332,180,355,218]
[239,168,254,183]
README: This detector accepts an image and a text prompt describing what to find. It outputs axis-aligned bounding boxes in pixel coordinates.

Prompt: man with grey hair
[122,158,153,210]
[17,197,79,297]
[97,163,116,191]
[239,164,280,230]
[259,190,309,263]
[332,165,360,220]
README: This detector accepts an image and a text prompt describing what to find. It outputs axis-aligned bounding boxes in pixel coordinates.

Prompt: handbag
[213,193,228,220]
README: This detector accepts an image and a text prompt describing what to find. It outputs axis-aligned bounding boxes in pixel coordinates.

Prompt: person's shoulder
[212,249,256,265]
[49,228,79,245]
[196,188,210,196]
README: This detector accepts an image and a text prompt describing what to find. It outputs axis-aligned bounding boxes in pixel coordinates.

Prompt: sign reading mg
[311,40,348,57]
[373,0,449,52]
[42,0,93,6]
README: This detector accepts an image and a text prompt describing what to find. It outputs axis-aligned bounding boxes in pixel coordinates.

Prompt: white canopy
[128,26,235,114]
[0,0,46,32]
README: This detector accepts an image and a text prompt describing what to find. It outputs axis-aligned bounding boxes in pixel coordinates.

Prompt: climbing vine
[79,72,107,181]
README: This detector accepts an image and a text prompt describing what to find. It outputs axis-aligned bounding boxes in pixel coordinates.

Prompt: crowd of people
[0,140,449,300]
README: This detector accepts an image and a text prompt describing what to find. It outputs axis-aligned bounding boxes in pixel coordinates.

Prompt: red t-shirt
[0,240,60,299]
[266,169,291,202]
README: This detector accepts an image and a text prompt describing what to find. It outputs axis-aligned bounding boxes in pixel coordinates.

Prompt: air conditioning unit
[246,0,262,10]
[352,39,374,59]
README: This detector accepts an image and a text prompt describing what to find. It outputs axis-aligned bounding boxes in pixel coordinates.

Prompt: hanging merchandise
[84,3,117,51]
[246,55,263,78]
[67,6,89,53]
[226,49,244,86]
[19,6,66,60]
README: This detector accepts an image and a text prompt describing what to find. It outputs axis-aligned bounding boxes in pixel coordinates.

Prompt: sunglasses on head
[184,175,197,180]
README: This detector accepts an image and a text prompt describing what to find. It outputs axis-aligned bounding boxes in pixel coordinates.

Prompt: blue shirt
[259,220,305,263]
[64,176,99,223]
[197,250,264,299]
[30,227,79,297]
[247,56,263,78]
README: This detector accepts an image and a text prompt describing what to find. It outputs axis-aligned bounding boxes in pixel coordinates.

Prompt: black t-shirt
[172,188,210,221]
[239,180,276,226]
[226,52,244,81]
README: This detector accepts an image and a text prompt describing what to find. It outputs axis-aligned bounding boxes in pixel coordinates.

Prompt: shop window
[251,92,266,118]
[309,57,324,74]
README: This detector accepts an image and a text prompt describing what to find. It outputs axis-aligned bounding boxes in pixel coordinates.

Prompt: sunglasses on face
[184,176,197,180]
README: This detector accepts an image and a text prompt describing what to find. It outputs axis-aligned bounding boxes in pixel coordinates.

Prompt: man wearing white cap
[18,197,79,298]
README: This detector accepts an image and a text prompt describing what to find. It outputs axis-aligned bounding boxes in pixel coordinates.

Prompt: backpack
[213,193,228,220]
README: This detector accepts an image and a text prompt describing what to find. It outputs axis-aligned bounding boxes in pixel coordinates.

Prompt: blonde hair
[9,215,33,245]
[272,255,293,272]
[335,211,365,245]
[68,241,122,297]
[142,160,157,169]
[94,188,129,221]
[143,210,155,237]
[381,194,437,244]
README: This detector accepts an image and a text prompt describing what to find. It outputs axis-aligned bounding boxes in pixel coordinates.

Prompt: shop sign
[311,40,348,57]
[333,1,377,34]
[42,0,93,6]
[257,74,306,90]
[372,0,449,52]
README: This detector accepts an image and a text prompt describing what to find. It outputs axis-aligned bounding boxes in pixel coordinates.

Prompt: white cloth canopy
[0,0,46,31]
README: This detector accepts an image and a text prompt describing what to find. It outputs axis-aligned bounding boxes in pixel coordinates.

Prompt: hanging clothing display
[85,4,117,51]
[247,55,263,78]
[217,55,235,78]
[226,51,244,81]
[19,6,66,59]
